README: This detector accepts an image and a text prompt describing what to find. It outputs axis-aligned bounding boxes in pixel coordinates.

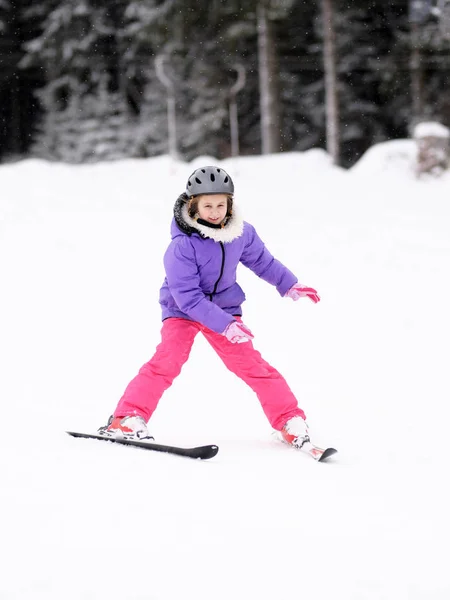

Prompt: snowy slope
[1,148,450,600]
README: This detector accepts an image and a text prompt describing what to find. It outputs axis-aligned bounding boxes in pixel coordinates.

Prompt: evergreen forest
[1,0,449,167]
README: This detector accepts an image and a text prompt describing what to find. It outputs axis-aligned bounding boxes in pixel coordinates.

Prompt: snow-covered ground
[1,142,449,599]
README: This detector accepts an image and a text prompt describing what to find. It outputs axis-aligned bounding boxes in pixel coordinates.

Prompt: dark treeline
[1,0,449,167]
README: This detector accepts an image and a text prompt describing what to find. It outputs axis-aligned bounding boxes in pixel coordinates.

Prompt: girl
[99,166,320,450]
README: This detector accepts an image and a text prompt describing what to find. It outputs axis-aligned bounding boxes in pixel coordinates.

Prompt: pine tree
[0,0,38,157]
[0,0,11,37]
[392,0,450,129]
[436,0,450,38]
[311,1,412,165]
[32,75,139,162]
[0,0,15,155]
[23,0,140,161]
[122,0,241,158]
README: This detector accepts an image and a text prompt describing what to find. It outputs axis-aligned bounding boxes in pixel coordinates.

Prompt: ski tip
[66,430,80,437]
[66,430,99,439]
[198,444,219,460]
[318,447,338,462]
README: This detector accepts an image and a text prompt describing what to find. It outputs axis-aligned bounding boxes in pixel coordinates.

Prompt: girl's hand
[223,321,254,344]
[285,284,320,304]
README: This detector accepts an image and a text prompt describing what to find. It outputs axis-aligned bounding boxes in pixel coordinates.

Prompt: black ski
[66,431,219,460]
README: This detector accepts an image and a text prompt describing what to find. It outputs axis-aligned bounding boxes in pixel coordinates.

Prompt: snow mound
[414,121,449,139]
[350,139,416,178]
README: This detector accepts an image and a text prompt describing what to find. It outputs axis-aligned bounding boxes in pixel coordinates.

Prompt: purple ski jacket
[159,194,298,334]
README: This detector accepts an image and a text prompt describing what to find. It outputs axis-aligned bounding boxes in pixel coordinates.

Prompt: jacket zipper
[208,242,225,300]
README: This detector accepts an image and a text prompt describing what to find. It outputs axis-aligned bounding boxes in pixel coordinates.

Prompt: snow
[1,146,450,600]
[414,121,450,139]
[349,139,417,178]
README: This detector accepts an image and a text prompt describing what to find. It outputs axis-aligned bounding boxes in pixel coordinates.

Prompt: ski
[300,441,337,462]
[276,432,337,462]
[66,431,219,460]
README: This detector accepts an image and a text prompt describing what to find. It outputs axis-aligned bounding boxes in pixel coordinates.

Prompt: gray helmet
[185,166,234,197]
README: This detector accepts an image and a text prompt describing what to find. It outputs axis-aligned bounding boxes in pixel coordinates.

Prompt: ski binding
[300,441,337,462]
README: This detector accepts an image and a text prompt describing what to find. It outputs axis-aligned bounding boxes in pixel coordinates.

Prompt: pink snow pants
[114,317,305,430]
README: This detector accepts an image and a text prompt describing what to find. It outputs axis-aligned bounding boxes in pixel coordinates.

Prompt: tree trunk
[257,1,281,154]
[155,55,178,159]
[322,0,340,165]
[410,20,425,123]
[229,64,246,158]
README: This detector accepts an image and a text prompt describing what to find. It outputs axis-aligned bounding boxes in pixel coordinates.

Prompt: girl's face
[196,194,228,225]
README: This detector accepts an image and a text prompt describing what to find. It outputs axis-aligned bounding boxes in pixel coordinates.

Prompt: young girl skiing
[99,165,320,450]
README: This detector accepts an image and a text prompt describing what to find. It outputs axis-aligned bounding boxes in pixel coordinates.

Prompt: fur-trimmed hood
[172,193,244,244]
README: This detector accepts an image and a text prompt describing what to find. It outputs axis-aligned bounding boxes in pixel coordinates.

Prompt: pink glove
[223,320,254,344]
[285,284,320,304]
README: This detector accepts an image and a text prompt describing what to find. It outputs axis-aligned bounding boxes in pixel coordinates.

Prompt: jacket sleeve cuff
[277,275,298,297]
